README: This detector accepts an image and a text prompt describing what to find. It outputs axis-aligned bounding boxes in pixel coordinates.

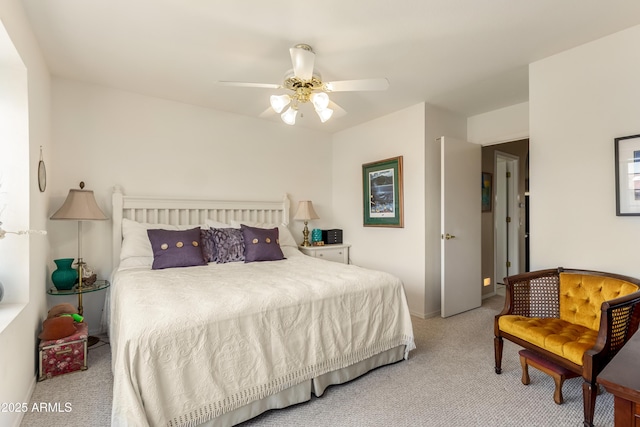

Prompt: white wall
[0,1,51,426]
[529,24,640,277]
[467,102,529,145]
[49,78,335,331]
[332,103,466,318]
[332,104,426,316]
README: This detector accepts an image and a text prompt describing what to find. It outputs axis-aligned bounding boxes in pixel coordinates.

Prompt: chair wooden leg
[519,354,530,385]
[553,375,565,405]
[494,336,503,374]
[582,380,597,427]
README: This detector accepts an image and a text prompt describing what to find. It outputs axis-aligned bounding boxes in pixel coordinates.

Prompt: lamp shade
[270,94,291,113]
[316,108,334,123]
[294,201,319,221]
[281,107,298,125]
[50,189,108,221]
[311,92,330,111]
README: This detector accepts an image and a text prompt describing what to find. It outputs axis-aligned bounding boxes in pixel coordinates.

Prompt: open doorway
[481,139,529,299]
[494,152,519,295]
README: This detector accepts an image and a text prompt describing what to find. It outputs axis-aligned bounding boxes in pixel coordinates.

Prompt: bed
[107,187,415,427]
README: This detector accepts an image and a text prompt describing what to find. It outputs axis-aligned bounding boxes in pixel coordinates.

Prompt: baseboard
[482,291,497,299]
[410,308,441,319]
[423,309,440,319]
[409,309,426,319]
[88,325,104,336]
[5,374,36,427]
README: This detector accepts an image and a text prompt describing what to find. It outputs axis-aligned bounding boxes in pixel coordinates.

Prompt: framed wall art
[362,156,404,227]
[482,172,492,212]
[615,134,640,216]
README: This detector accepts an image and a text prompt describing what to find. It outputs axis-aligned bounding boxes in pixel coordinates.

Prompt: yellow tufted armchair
[494,268,640,427]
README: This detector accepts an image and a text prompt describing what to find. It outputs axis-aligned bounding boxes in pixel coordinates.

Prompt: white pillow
[118,256,154,270]
[121,219,172,262]
[229,220,298,248]
[205,219,231,229]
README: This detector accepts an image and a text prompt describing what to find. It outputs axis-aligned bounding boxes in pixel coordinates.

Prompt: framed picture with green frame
[362,156,404,227]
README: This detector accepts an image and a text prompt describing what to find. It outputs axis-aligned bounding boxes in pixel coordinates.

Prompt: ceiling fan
[218,43,389,125]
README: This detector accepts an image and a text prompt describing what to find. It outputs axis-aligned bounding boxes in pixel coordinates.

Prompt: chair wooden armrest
[493,268,562,378]
[583,290,640,382]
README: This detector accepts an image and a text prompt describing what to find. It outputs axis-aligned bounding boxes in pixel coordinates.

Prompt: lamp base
[301,221,311,247]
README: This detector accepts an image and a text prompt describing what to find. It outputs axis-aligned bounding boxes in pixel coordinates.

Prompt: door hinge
[506,261,511,268]
[506,216,511,223]
[506,171,512,178]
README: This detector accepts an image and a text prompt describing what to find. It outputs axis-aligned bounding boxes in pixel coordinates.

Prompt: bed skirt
[197,346,406,427]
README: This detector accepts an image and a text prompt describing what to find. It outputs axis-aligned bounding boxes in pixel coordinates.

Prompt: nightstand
[48,279,110,347]
[298,244,350,264]
[48,279,110,316]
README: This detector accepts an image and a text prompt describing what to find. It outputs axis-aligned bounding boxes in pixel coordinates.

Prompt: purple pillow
[211,228,245,263]
[147,228,206,270]
[200,228,217,263]
[241,224,285,263]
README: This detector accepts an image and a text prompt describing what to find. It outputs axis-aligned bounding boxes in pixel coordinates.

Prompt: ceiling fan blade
[290,46,315,80]
[217,81,281,89]
[259,106,276,118]
[328,100,347,118]
[324,78,389,92]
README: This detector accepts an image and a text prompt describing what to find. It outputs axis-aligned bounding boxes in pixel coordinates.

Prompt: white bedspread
[110,248,415,427]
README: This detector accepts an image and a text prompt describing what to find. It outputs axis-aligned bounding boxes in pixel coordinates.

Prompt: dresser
[597,330,640,426]
[298,244,350,264]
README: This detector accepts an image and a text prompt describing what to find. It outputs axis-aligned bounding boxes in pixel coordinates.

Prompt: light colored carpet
[21,296,614,426]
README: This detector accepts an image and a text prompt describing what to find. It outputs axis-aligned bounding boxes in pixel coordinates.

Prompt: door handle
[442,233,456,240]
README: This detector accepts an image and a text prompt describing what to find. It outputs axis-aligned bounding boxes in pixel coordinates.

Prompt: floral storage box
[38,321,88,381]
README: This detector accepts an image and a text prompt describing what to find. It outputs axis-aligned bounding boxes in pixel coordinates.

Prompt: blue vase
[52,258,78,290]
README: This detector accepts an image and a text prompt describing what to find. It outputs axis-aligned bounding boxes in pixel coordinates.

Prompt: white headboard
[111,186,290,267]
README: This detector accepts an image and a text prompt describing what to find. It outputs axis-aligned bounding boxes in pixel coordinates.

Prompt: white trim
[111,186,290,268]
[479,133,529,147]
[0,303,26,335]
[482,291,497,299]
[493,151,520,289]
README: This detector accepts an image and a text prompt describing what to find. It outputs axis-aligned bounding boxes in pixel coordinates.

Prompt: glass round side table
[47,279,110,346]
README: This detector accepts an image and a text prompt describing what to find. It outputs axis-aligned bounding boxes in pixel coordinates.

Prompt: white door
[440,136,482,318]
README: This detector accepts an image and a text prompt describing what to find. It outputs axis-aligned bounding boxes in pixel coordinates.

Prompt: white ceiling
[20,0,640,133]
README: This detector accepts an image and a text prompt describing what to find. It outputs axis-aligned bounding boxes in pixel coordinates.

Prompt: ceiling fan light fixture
[316,107,333,123]
[281,107,298,125]
[270,94,291,113]
[311,92,330,111]
[220,43,389,126]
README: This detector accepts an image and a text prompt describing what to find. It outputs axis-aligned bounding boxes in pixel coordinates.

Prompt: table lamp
[294,200,319,247]
[50,182,108,315]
